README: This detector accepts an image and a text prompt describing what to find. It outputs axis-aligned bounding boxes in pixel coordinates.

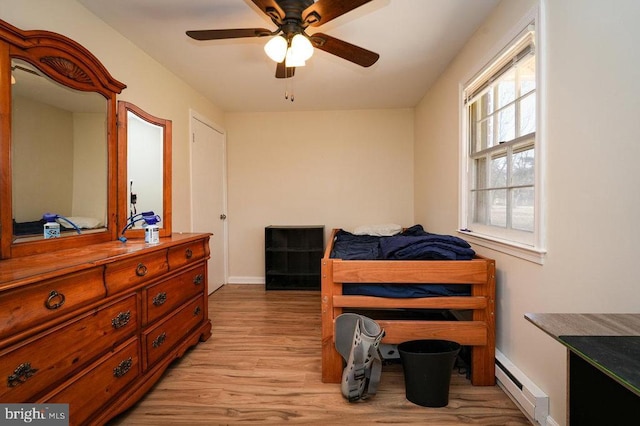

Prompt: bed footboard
[321,229,496,386]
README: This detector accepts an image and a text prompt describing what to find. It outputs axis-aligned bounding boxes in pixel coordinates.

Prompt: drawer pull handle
[113,357,133,378]
[185,248,193,259]
[194,306,201,316]
[193,274,204,285]
[136,263,148,277]
[152,292,167,306]
[111,311,132,329]
[45,290,65,310]
[153,332,167,348]
[7,363,38,387]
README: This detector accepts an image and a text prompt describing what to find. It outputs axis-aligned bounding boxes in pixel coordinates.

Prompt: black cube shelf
[265,226,324,290]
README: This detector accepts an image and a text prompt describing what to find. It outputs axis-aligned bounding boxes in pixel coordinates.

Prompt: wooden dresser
[0,233,212,425]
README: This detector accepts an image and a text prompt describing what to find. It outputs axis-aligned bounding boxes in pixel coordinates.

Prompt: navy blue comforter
[330,225,475,261]
[330,225,474,298]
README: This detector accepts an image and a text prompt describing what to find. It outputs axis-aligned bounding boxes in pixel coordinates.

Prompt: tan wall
[72,112,108,222]
[225,109,415,281]
[12,97,74,222]
[414,0,640,424]
[3,0,225,232]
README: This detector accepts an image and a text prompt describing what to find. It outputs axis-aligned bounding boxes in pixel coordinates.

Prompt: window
[461,23,543,257]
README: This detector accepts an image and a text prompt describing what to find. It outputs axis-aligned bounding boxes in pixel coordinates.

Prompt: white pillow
[352,223,402,237]
[58,216,103,229]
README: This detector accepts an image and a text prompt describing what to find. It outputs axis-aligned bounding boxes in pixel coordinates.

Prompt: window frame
[458,6,546,264]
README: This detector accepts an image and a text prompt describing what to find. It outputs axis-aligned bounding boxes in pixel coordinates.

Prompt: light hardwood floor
[109,284,531,425]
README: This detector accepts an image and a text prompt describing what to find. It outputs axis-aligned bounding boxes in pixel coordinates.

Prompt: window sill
[457,230,546,265]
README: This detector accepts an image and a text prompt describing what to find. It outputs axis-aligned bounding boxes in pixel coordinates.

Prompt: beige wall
[72,112,108,221]
[2,0,225,232]
[224,109,415,281]
[414,0,640,424]
[12,97,75,222]
[13,99,106,225]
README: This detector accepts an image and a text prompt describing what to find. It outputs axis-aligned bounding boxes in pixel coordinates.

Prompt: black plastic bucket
[398,339,461,407]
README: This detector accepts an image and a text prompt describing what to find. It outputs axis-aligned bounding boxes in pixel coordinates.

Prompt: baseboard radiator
[495,350,549,425]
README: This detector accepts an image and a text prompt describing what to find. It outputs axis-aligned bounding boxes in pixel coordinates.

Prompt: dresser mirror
[0,19,126,258]
[11,58,108,242]
[117,101,172,239]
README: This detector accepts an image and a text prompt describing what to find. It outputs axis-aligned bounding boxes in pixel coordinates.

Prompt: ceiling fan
[186,0,379,79]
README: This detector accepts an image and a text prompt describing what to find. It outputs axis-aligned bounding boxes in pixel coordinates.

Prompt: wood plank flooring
[108,284,531,425]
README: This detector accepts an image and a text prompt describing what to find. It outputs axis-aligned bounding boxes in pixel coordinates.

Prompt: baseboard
[227,276,265,284]
[543,416,560,426]
[495,349,550,425]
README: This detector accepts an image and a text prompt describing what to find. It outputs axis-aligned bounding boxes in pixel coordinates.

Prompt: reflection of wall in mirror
[72,113,107,223]
[12,96,106,224]
[127,112,163,228]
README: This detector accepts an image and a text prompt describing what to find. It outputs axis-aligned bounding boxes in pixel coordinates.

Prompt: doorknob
[220,214,227,220]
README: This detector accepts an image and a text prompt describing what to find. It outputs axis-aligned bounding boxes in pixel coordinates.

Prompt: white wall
[1,0,225,232]
[414,0,640,424]
[224,109,415,281]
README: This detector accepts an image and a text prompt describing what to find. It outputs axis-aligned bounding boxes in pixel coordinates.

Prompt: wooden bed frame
[321,228,496,386]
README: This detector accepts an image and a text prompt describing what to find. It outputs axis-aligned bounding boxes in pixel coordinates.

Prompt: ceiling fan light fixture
[264,35,287,63]
[291,33,314,61]
[285,48,306,67]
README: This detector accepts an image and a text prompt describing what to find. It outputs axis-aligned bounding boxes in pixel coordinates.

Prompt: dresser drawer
[105,250,168,295]
[167,240,207,270]
[0,267,105,341]
[144,264,206,325]
[45,337,140,426]
[143,295,205,369]
[0,295,137,402]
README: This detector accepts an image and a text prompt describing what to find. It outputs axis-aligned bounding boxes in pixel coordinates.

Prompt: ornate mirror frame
[117,101,172,239]
[0,19,126,258]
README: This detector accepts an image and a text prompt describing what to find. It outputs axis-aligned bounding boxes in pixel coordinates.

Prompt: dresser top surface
[0,233,210,289]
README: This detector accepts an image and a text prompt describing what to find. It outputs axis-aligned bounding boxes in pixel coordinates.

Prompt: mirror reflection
[127,110,164,229]
[117,101,171,239]
[11,58,108,241]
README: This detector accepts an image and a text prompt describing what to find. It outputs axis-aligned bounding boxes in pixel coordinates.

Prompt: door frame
[188,109,228,290]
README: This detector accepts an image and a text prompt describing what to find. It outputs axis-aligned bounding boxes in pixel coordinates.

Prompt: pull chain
[284,72,295,102]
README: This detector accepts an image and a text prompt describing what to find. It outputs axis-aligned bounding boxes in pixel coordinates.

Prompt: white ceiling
[77,0,499,112]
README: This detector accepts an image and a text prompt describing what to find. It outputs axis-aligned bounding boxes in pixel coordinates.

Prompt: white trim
[227,276,265,285]
[536,0,548,254]
[544,416,560,426]
[458,229,546,264]
[458,82,470,230]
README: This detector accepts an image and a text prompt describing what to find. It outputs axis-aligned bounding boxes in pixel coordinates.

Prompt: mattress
[330,225,473,297]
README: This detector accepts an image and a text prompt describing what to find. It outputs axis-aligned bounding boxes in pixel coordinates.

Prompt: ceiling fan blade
[310,33,379,67]
[303,0,373,27]
[250,0,285,25]
[275,62,295,79]
[186,28,273,41]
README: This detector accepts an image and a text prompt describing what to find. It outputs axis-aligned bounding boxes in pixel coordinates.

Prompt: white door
[191,113,227,293]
